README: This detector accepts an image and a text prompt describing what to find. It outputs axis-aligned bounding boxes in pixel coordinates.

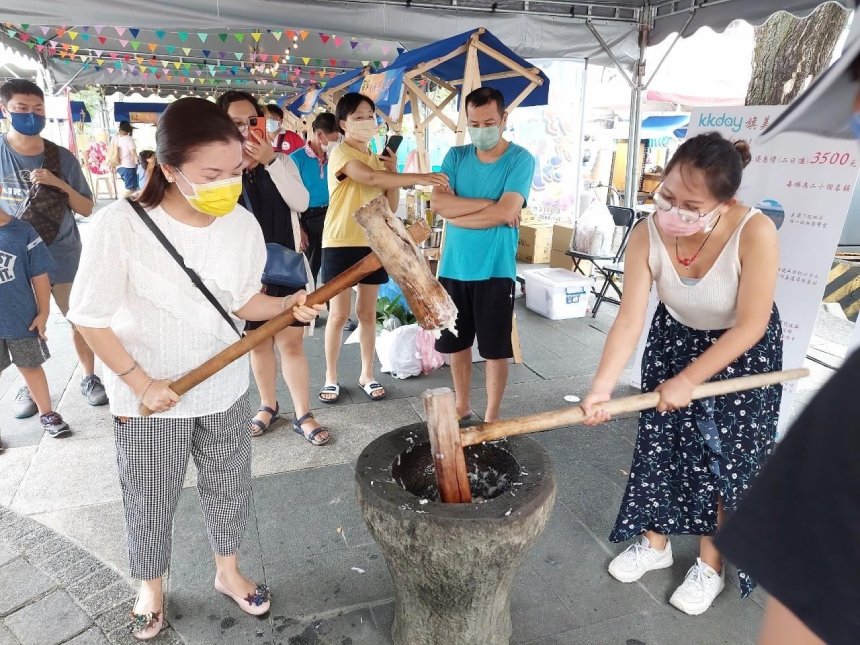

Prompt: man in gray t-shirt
[0,79,108,409]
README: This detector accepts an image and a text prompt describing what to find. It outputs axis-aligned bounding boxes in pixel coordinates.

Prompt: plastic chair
[566,205,637,317]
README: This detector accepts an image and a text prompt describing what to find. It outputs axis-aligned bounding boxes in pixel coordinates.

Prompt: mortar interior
[392,440,521,502]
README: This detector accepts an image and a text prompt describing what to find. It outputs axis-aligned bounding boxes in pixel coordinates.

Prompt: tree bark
[745,3,849,106]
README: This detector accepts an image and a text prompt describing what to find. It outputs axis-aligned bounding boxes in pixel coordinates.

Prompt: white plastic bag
[376,324,422,379]
[571,198,614,256]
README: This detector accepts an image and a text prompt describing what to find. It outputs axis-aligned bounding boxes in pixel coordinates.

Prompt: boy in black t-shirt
[715,14,860,645]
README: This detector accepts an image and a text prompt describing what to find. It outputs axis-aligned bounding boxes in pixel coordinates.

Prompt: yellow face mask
[176,169,242,217]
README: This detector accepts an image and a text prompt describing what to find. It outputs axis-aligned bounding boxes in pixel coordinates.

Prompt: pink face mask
[653,209,715,237]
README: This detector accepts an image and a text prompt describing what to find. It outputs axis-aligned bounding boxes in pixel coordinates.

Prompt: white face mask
[322,136,341,154]
[346,120,379,143]
[266,118,280,134]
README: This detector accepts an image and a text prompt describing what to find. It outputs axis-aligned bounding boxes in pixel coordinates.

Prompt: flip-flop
[293,412,331,446]
[358,381,386,401]
[318,384,340,404]
[249,403,279,437]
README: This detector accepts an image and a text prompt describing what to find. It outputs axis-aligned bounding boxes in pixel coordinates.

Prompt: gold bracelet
[140,378,155,402]
[116,361,137,377]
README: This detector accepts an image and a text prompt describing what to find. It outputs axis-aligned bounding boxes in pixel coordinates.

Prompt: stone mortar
[355,422,557,645]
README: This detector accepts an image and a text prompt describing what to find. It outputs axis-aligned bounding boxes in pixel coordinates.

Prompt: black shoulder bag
[126,198,243,339]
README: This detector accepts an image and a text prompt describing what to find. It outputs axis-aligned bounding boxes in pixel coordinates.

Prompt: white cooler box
[523,269,593,320]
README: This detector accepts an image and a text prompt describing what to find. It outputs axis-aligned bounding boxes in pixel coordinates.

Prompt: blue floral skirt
[609,303,783,597]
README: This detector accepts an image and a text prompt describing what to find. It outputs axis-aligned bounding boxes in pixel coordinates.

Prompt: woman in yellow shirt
[319,92,448,403]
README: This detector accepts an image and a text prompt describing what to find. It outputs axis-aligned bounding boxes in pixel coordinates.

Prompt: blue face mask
[851,113,860,140]
[8,112,46,137]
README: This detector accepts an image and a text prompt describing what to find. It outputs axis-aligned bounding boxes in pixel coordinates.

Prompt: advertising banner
[635,106,859,432]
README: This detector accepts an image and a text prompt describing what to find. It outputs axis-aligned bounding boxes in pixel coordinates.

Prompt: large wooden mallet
[139,195,458,416]
[423,368,809,503]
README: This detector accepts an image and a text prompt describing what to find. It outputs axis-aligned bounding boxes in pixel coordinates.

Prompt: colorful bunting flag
[68,30,78,40]
[129,28,140,38]
[252,32,261,42]
[155,30,166,40]
[197,33,208,43]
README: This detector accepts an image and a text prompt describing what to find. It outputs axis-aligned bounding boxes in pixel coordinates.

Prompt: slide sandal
[318,384,340,404]
[358,381,386,401]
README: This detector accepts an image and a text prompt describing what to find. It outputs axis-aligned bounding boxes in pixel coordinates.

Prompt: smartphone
[248,116,266,143]
[385,135,404,154]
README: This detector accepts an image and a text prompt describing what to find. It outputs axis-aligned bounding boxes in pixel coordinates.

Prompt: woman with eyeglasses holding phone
[581,132,782,616]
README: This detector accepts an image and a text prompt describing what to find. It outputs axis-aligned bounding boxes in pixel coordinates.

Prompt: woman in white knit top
[582,133,782,616]
[68,98,321,640]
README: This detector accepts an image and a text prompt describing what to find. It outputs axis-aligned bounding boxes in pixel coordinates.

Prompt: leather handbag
[16,140,69,245]
[262,242,308,288]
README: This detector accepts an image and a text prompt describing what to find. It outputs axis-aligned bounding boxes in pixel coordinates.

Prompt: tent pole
[572,59,589,222]
[624,9,651,209]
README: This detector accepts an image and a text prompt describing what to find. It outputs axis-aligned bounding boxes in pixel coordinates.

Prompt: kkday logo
[698,113,744,132]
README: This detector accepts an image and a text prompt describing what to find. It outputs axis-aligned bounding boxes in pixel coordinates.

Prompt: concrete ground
[0,209,850,645]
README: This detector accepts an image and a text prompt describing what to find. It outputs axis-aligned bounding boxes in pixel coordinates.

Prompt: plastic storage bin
[523,269,593,320]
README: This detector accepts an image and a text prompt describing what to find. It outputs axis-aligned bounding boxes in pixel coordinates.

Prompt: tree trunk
[745,3,849,106]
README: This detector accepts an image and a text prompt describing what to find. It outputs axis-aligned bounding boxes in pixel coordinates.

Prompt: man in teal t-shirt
[431,87,535,423]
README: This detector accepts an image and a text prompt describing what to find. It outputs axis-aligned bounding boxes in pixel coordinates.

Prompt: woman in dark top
[217,91,330,446]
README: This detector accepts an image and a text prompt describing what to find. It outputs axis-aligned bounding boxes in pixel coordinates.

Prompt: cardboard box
[517,223,553,264]
[551,224,575,253]
[549,249,574,270]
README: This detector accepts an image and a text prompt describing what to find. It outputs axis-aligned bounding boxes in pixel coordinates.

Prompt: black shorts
[435,277,515,360]
[245,283,307,331]
[321,246,388,286]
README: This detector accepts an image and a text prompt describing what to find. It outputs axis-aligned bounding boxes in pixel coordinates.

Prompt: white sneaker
[608,536,674,583]
[669,558,726,615]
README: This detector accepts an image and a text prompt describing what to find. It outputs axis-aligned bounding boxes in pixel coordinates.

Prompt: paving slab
[10,435,121,515]
[5,590,91,645]
[0,557,55,615]
[0,446,36,506]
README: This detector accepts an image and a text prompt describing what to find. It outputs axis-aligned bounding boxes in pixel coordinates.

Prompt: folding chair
[566,205,637,317]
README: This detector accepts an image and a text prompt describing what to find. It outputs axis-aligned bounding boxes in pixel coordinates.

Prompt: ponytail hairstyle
[664,132,752,202]
[136,98,244,208]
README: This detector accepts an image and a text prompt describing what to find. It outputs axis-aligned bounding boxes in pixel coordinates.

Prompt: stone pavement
[0,210,850,644]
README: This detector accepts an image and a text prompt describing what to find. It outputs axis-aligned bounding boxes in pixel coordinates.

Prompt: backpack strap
[42,139,62,175]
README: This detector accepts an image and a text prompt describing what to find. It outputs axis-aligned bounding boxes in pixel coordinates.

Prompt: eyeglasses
[652,191,721,224]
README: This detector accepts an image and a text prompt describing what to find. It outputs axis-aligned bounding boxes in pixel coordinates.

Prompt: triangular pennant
[106,67,113,74]
[70,44,80,54]
[202,49,211,58]
[110,52,118,59]
[182,47,191,55]
[147,43,158,53]
[362,42,371,51]
[178,32,189,41]
[119,39,129,47]
[172,61,181,70]
[233,33,245,43]
[92,49,103,57]
[300,31,308,40]
[81,26,89,32]
[166,45,176,54]
[98,36,107,45]
[155,30,166,40]
[382,46,390,55]
[397,47,406,55]
[135,55,144,64]
[272,31,282,41]
[381,61,389,68]
[350,41,359,50]
[161,60,170,68]
[197,32,208,43]
[36,44,45,53]
[68,30,79,40]
[35,36,46,45]
[94,25,104,35]
[302,57,310,65]
[286,30,296,40]
[259,54,269,62]
[234,52,243,60]
[131,41,141,51]
[329,58,337,66]
[251,32,261,42]
[361,60,369,66]
[129,28,140,38]
[218,33,228,42]
[218,51,226,59]
[56,28,66,38]
[81,33,91,42]
[115,27,126,37]
[40,26,50,36]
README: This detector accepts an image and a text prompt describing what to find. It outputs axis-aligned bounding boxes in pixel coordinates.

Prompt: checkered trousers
[113,394,252,580]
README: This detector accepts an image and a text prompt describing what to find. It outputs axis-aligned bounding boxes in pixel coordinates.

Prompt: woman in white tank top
[581,133,783,615]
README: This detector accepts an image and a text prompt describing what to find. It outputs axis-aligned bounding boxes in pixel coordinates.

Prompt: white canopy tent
[5,0,852,203]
